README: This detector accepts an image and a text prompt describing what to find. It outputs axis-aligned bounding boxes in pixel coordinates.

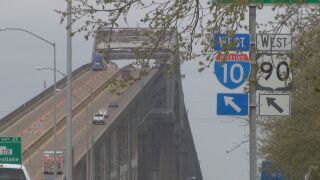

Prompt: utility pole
[66,0,73,179]
[86,105,90,180]
[249,4,257,180]
[90,87,94,180]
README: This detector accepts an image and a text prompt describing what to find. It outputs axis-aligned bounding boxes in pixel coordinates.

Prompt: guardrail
[0,63,91,133]
[74,69,160,168]
[22,67,127,161]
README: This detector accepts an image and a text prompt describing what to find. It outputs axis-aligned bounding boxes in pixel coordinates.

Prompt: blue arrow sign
[214,54,251,89]
[214,33,250,51]
[217,93,248,116]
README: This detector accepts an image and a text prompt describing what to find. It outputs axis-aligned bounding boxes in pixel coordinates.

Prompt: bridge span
[0,27,202,180]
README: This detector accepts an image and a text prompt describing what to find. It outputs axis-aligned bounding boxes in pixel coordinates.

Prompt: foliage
[55,0,320,178]
[54,0,316,69]
[55,2,320,80]
[259,26,320,180]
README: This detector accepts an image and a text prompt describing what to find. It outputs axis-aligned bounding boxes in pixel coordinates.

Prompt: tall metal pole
[86,105,90,180]
[249,5,257,180]
[90,87,94,180]
[53,43,58,180]
[66,0,73,179]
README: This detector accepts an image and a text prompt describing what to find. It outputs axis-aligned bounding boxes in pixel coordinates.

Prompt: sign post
[0,136,22,164]
[248,5,258,180]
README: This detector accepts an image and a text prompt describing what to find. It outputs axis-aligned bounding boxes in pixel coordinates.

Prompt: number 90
[260,61,289,81]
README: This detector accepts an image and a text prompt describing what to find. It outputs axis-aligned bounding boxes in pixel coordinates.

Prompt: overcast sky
[0,1,281,179]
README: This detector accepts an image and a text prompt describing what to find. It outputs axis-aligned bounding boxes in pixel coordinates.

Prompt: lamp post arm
[37,67,66,77]
[0,28,54,47]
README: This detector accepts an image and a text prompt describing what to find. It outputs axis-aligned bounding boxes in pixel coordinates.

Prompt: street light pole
[52,43,58,179]
[0,27,59,179]
[66,0,73,179]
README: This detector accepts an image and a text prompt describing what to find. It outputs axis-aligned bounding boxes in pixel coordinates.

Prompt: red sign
[215,53,249,61]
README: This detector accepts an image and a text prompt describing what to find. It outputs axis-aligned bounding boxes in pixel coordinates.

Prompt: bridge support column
[158,123,178,180]
[74,157,86,180]
[110,126,119,180]
[127,113,133,180]
[90,143,95,180]
[94,140,107,180]
[138,122,178,180]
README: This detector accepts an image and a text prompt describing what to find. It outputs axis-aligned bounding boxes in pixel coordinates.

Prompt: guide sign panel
[0,136,22,164]
[261,160,285,180]
[214,33,250,51]
[214,53,251,89]
[217,93,249,116]
[256,54,292,91]
[259,94,291,116]
[256,34,292,52]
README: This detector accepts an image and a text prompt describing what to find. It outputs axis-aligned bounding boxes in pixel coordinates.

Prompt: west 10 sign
[214,53,251,89]
[214,33,250,51]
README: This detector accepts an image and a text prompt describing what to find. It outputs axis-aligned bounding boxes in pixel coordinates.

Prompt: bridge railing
[0,63,91,132]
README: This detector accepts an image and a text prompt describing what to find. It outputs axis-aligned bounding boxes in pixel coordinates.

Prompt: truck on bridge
[92,53,105,71]
[43,151,63,174]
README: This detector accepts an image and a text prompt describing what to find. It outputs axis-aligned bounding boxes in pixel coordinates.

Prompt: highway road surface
[0,66,117,177]
[5,67,157,179]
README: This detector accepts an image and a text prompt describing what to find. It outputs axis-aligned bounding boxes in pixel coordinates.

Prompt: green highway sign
[0,136,22,164]
[212,0,319,4]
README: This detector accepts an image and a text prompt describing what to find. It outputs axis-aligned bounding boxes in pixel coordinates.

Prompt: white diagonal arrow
[224,96,241,112]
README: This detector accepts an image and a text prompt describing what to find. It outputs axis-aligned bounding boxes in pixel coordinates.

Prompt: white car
[93,113,105,125]
[98,107,108,118]
[0,164,31,180]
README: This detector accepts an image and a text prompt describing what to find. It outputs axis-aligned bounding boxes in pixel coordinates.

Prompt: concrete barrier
[0,63,91,132]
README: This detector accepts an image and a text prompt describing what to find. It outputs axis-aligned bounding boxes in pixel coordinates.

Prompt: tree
[55,0,319,70]
[56,1,320,177]
[259,25,320,180]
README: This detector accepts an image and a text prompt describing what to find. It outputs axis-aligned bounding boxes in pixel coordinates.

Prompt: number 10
[222,63,244,83]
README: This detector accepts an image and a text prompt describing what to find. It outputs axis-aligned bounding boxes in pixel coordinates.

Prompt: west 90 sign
[214,53,251,89]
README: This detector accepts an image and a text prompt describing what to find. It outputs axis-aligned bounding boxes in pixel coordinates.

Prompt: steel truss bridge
[0,27,202,180]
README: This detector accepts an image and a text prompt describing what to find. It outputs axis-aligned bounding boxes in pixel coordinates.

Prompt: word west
[257,34,291,51]
[218,36,246,49]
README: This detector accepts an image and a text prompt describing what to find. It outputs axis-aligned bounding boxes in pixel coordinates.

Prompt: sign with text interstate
[212,0,319,4]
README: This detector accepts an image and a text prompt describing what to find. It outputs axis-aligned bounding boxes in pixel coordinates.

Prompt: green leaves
[260,25,320,180]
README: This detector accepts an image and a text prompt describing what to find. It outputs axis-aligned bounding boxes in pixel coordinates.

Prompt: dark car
[108,101,119,108]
